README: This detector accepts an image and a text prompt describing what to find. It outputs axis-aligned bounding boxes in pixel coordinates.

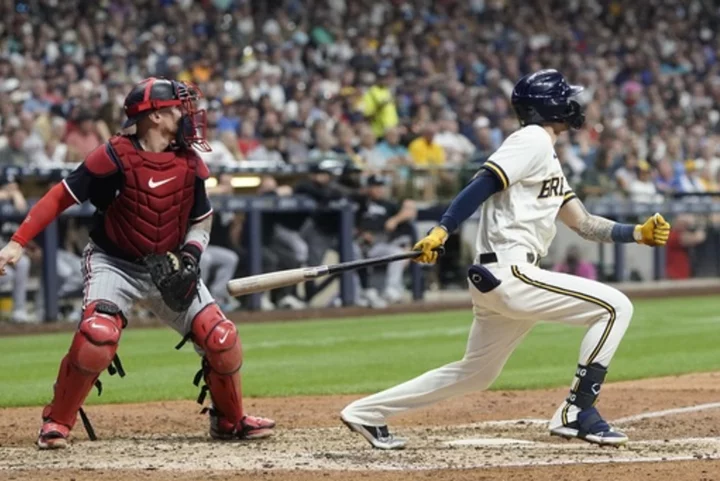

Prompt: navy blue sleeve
[64,144,120,204]
[190,177,213,222]
[439,170,503,233]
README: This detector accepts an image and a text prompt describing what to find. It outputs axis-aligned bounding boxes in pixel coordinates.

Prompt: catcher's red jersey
[64,135,212,260]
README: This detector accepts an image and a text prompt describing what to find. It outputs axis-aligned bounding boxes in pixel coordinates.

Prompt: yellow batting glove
[634,213,671,246]
[412,226,448,264]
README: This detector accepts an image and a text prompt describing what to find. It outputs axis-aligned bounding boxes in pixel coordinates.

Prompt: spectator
[259,67,286,112]
[308,131,342,162]
[284,121,310,165]
[629,161,663,204]
[676,160,706,194]
[553,245,597,281]
[237,120,261,158]
[333,123,362,165]
[65,111,101,162]
[698,162,718,192]
[23,79,53,114]
[471,116,501,159]
[615,151,640,195]
[655,159,676,196]
[356,174,417,303]
[666,214,706,280]
[409,123,446,167]
[357,125,385,170]
[46,116,69,164]
[0,128,31,166]
[579,148,617,201]
[697,142,720,181]
[361,67,398,139]
[247,127,284,164]
[373,126,410,169]
[434,118,475,166]
[200,124,241,168]
[19,111,45,165]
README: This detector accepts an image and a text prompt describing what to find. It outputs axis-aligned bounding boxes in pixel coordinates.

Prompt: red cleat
[208,409,275,440]
[37,421,70,450]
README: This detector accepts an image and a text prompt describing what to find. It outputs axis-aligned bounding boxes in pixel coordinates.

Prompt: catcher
[0,78,275,449]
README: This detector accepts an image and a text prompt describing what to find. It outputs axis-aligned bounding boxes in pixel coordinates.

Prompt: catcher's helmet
[511,69,585,130]
[122,77,210,151]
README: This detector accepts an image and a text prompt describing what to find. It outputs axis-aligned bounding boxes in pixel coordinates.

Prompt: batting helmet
[510,69,585,130]
[122,77,210,152]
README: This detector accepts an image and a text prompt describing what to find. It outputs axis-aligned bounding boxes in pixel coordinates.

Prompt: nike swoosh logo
[148,176,177,189]
[219,330,230,344]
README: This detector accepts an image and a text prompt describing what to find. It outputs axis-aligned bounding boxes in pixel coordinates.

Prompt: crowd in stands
[0,0,719,200]
[0,0,720,321]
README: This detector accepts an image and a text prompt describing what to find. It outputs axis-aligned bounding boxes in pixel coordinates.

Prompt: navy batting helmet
[511,69,585,130]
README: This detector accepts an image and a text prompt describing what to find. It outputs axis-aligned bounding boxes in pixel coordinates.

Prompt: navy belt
[478,252,540,266]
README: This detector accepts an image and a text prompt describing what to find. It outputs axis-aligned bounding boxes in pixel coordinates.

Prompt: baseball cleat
[209,410,276,440]
[37,421,70,450]
[341,416,406,450]
[550,407,628,446]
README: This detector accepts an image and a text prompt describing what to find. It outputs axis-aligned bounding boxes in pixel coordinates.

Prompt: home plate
[445,438,536,447]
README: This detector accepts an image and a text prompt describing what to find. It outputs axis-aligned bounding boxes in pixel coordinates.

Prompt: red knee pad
[69,301,125,374]
[191,304,242,375]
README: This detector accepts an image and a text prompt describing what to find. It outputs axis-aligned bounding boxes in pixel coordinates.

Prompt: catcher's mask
[122,77,210,152]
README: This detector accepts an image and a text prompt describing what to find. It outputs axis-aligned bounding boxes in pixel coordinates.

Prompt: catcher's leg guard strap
[44,301,125,430]
[190,304,244,424]
[567,363,607,409]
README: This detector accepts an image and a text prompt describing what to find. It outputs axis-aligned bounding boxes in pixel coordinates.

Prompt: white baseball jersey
[475,125,575,258]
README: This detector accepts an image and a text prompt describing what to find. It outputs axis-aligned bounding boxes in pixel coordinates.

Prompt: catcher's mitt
[143,250,200,312]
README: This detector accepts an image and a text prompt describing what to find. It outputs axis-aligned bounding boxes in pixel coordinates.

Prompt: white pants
[341,253,633,426]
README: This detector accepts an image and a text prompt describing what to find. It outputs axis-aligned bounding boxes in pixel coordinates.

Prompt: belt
[478,252,540,266]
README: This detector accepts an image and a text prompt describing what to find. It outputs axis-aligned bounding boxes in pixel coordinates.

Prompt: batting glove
[634,213,671,246]
[412,226,448,264]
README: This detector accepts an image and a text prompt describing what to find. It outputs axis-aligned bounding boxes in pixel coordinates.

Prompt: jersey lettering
[537,176,565,199]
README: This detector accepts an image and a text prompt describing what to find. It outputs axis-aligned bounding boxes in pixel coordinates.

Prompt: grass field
[1,296,719,408]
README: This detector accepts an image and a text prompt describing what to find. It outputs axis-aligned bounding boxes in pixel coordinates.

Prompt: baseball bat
[227,248,441,297]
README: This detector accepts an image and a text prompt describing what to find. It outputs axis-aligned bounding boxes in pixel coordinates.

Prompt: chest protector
[104,136,201,259]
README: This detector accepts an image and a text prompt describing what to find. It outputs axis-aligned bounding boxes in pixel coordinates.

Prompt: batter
[341,69,671,449]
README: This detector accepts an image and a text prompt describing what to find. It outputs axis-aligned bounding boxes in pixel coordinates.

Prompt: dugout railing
[0,194,425,322]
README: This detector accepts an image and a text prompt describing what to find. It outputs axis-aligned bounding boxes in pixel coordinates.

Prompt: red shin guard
[43,301,125,429]
[191,304,244,424]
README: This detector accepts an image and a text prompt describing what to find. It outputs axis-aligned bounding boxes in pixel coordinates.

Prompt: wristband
[180,243,202,264]
[610,223,637,243]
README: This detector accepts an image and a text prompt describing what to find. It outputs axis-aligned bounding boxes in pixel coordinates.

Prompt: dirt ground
[1,372,719,481]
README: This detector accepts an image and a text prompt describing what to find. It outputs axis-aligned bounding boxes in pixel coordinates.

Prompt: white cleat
[341,415,406,450]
